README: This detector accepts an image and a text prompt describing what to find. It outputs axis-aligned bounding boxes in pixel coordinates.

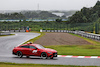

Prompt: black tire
[41,52,47,59]
[26,56,29,58]
[17,51,23,58]
[50,57,53,59]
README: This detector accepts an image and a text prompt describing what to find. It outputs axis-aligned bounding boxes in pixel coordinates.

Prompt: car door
[29,46,38,56]
[20,45,30,55]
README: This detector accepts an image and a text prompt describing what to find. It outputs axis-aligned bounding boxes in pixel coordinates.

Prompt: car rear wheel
[41,52,47,59]
[17,51,23,58]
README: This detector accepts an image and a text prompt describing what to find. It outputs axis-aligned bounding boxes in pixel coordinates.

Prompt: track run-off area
[1,32,100,66]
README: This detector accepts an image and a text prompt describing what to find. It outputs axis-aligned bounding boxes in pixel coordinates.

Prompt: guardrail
[0,30,26,35]
[9,30,26,32]
[72,31,100,40]
[40,29,100,41]
[0,31,11,35]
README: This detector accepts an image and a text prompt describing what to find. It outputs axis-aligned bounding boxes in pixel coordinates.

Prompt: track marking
[16,33,40,47]
[58,55,100,58]
[0,55,100,59]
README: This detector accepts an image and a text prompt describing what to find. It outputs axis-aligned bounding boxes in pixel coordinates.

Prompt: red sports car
[12,43,57,59]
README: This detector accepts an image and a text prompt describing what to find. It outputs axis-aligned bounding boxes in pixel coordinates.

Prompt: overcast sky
[0,0,98,11]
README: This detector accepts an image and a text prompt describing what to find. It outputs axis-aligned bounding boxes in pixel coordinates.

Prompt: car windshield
[35,44,45,49]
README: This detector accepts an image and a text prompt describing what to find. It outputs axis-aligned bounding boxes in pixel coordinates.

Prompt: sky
[0,0,98,11]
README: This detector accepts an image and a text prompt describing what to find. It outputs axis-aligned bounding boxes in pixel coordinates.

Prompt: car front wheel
[17,51,23,58]
[41,52,47,59]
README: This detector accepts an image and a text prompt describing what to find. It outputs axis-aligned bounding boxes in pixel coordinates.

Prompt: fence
[40,29,100,41]
[0,22,100,33]
[42,23,94,33]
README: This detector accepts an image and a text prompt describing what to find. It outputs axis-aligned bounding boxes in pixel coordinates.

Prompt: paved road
[0,33,40,55]
[0,33,100,66]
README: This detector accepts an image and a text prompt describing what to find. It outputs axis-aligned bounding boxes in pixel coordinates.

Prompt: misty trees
[68,11,85,23]
[0,13,25,20]
[23,11,60,19]
[68,1,100,23]
[0,11,60,20]
[56,19,62,22]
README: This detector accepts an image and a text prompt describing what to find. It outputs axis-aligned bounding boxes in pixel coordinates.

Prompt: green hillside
[0,11,60,20]
[68,1,100,23]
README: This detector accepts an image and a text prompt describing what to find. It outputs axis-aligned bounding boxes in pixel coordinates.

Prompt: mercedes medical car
[12,43,57,59]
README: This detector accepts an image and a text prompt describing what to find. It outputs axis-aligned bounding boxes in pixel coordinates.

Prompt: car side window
[20,46,29,48]
[30,46,37,49]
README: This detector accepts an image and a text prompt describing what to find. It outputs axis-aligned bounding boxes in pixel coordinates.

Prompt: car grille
[53,52,57,57]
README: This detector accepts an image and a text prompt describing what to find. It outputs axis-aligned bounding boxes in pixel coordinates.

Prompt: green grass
[45,45,100,56]
[0,62,97,67]
[44,33,100,56]
[0,34,15,37]
[69,33,100,45]
[24,32,45,44]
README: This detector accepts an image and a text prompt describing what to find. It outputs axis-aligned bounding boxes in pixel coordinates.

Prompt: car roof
[19,44,39,46]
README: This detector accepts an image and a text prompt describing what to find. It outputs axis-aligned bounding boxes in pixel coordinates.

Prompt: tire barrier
[40,29,100,41]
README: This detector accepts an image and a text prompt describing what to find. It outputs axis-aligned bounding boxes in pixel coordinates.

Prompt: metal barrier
[0,31,11,35]
[40,29,100,41]
[9,30,26,32]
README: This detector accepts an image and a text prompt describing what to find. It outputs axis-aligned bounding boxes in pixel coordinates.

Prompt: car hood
[40,48,57,52]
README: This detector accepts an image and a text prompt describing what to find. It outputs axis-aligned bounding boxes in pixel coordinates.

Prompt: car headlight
[47,52,52,54]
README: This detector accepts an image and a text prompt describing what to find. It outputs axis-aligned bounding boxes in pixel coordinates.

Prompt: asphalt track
[0,33,100,66]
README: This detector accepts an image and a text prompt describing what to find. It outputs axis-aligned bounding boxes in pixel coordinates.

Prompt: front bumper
[53,53,57,57]
[12,51,17,55]
[49,52,57,58]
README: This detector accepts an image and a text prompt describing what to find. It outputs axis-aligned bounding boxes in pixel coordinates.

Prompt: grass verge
[45,44,100,56]
[0,34,15,37]
[44,33,100,56]
[69,33,100,45]
[0,62,97,67]
[24,32,45,44]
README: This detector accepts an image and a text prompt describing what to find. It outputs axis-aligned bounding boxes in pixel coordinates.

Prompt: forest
[68,1,100,23]
[0,11,60,20]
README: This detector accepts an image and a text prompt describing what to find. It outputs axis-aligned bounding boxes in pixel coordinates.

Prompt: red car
[12,43,57,59]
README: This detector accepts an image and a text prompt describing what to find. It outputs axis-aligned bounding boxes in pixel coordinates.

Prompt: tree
[56,19,62,22]
[68,1,100,23]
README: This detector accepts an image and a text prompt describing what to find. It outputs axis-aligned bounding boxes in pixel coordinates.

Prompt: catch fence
[0,22,100,34]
